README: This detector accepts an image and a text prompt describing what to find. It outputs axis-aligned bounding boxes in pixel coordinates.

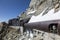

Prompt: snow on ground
[28,8,60,23]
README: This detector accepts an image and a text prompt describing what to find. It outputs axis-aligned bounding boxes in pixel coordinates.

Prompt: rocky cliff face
[26,0,60,16]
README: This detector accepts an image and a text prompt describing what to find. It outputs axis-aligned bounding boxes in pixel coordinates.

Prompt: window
[49,23,58,34]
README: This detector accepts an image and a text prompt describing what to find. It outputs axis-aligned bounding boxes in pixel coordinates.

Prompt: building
[8,18,20,26]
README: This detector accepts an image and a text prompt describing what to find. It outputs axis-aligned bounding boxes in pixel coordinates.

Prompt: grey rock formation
[25,0,60,16]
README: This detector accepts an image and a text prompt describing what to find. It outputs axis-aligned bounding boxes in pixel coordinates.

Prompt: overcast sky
[0,0,30,22]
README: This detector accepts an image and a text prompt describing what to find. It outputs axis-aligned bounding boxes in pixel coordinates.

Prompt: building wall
[8,18,20,26]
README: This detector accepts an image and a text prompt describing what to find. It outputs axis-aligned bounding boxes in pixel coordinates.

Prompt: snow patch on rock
[28,8,60,23]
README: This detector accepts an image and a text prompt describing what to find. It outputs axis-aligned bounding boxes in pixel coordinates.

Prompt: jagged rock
[0,22,9,40]
[24,0,60,16]
[3,26,20,40]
